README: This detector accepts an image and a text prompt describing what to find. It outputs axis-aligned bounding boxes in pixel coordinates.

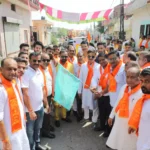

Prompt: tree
[97,22,104,34]
[51,33,58,45]
[57,28,68,38]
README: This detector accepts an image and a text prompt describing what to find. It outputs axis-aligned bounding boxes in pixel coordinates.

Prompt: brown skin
[53,47,60,56]
[17,62,27,78]
[40,53,50,69]
[46,48,54,60]
[68,45,76,58]
[108,67,141,127]
[19,53,29,63]
[0,58,18,150]
[77,52,84,64]
[81,44,89,56]
[97,45,105,53]
[20,46,29,54]
[34,45,43,53]
[60,51,68,64]
[107,54,120,69]
[138,54,147,68]
[29,55,41,70]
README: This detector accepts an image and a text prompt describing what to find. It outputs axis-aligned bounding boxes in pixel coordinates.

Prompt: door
[4,22,20,54]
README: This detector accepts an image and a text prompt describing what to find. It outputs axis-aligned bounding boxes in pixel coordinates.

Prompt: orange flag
[87,31,91,43]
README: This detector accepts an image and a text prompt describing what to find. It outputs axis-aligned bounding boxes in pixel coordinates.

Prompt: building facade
[0,0,39,58]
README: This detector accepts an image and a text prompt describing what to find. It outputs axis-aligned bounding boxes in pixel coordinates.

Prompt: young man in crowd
[68,45,77,64]
[20,43,29,54]
[18,52,29,63]
[80,41,89,62]
[78,49,100,126]
[0,58,30,150]
[106,67,142,150]
[91,52,111,134]
[33,41,44,54]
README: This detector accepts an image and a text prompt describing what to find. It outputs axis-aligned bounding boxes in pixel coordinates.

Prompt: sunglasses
[61,56,68,59]
[88,56,95,59]
[42,59,50,62]
[33,60,41,63]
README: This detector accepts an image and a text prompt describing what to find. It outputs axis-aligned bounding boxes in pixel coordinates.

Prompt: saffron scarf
[115,84,141,118]
[0,73,22,133]
[128,94,150,131]
[84,62,95,89]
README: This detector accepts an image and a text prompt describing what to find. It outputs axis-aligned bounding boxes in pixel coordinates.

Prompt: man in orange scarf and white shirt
[0,58,30,150]
[128,68,150,150]
[106,67,142,150]
[78,49,100,125]
[138,51,150,70]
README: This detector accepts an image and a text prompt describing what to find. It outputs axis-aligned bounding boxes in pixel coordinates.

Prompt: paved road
[41,116,109,150]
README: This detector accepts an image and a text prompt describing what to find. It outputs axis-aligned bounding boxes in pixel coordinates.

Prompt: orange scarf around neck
[39,65,54,96]
[84,62,95,89]
[98,63,110,90]
[108,60,122,92]
[60,61,69,69]
[115,84,141,118]
[142,62,150,70]
[77,62,83,77]
[68,56,75,64]
[0,73,22,133]
[128,94,150,131]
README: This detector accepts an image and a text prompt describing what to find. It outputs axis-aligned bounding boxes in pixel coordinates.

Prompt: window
[140,25,145,37]
[146,24,150,36]
[11,4,16,12]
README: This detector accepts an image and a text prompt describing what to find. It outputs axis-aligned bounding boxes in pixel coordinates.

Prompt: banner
[54,64,80,110]
[39,2,112,23]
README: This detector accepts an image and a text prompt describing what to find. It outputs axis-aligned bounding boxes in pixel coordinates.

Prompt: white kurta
[78,62,100,110]
[137,99,150,150]
[109,64,126,107]
[0,83,30,150]
[106,84,143,150]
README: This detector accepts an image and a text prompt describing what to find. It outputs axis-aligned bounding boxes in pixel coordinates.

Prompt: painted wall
[0,0,31,57]
[131,5,150,48]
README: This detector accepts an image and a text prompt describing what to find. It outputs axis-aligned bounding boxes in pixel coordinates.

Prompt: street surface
[41,116,109,150]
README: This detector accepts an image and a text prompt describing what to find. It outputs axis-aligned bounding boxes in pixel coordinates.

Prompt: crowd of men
[0,39,150,150]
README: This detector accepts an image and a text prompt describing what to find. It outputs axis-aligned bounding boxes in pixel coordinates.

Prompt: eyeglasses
[61,56,68,59]
[42,59,50,62]
[33,60,41,63]
[88,56,95,59]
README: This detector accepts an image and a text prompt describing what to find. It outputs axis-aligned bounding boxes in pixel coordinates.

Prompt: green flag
[54,64,80,110]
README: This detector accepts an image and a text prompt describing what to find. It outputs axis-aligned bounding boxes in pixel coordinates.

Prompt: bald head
[127,67,141,77]
[41,53,50,59]
[77,51,83,56]
[1,58,17,68]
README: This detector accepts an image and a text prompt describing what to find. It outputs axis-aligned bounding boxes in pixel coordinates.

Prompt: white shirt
[73,62,82,78]
[137,99,150,150]
[0,82,30,150]
[21,66,44,112]
[44,68,52,96]
[109,64,126,107]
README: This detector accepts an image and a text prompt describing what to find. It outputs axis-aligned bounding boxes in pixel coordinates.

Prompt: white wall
[0,0,31,57]
[131,5,150,49]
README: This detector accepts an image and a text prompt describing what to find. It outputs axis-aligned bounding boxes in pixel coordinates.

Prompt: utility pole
[119,0,125,40]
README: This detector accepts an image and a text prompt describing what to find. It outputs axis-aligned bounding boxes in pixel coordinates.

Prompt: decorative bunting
[40,2,112,23]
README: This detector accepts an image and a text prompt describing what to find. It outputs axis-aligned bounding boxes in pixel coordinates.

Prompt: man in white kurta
[106,67,142,150]
[78,49,100,123]
[136,68,150,150]
[0,58,30,150]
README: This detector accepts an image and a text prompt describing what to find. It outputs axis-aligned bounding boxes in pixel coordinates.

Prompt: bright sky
[32,0,131,30]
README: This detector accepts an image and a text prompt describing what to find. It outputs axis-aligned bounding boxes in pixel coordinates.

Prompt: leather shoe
[49,125,55,132]
[55,120,60,127]
[62,117,72,123]
[42,132,55,139]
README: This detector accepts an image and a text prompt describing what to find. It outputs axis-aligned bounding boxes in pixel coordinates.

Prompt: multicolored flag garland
[39,2,112,23]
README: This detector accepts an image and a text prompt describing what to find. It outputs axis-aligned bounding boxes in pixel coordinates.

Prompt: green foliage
[56,28,68,38]
[51,34,58,45]
[97,22,104,33]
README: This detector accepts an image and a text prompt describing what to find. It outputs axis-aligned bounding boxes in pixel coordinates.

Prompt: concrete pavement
[41,116,109,150]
